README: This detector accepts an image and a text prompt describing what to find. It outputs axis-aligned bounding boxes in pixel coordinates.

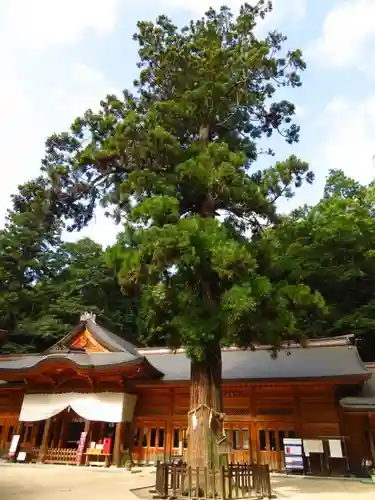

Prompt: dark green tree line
[266,170,375,360]
[0,180,138,353]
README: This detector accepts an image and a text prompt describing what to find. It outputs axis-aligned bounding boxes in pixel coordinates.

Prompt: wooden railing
[155,462,272,499]
[44,448,77,464]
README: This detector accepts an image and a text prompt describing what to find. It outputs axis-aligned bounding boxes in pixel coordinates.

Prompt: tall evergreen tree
[0,177,62,351]
[41,2,322,467]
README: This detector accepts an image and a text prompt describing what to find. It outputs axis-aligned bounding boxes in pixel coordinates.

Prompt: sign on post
[75,431,88,465]
[283,437,304,472]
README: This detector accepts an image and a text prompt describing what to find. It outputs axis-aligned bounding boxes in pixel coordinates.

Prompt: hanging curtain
[19,393,137,423]
[71,393,137,422]
[19,393,72,422]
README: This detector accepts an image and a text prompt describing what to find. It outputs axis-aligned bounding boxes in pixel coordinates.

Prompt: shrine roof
[44,317,141,356]
[0,327,369,383]
[0,351,141,372]
[142,344,369,382]
[340,363,375,410]
[0,315,147,374]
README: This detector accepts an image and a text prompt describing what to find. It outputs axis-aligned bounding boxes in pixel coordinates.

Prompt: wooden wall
[0,380,369,471]
[133,382,339,433]
[131,381,346,468]
[0,389,23,453]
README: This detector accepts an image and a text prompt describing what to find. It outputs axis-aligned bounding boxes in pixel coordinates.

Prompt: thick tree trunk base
[188,344,224,471]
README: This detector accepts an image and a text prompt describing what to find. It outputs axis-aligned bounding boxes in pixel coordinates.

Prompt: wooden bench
[84,448,111,467]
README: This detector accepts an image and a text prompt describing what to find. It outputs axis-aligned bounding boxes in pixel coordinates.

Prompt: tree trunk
[188,342,223,470]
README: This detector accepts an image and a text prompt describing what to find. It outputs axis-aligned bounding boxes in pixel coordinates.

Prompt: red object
[286,447,290,454]
[103,437,112,454]
[75,432,88,465]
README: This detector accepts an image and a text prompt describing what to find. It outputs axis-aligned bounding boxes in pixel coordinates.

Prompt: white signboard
[17,452,26,462]
[285,455,304,468]
[8,435,20,455]
[328,439,343,458]
[303,439,323,455]
[284,438,303,471]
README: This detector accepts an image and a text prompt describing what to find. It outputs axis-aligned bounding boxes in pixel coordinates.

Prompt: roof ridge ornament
[80,312,96,323]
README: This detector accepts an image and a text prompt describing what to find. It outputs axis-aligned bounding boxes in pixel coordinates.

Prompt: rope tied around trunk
[187,404,226,437]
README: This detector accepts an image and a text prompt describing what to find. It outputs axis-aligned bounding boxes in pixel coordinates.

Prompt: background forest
[1,169,374,358]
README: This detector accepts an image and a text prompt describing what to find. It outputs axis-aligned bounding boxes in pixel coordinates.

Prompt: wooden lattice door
[256,422,296,471]
[132,420,166,464]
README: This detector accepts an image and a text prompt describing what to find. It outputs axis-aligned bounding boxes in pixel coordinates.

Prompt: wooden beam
[368,412,375,466]
[112,422,124,467]
[38,418,52,463]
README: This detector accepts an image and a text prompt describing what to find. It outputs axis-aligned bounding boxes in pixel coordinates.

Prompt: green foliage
[41,2,320,361]
[1,5,375,365]
[267,170,375,346]
[0,181,138,353]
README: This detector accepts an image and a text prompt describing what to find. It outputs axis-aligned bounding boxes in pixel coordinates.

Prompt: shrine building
[0,313,374,474]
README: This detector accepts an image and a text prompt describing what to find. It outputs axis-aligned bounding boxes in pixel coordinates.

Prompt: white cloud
[0,0,120,53]
[309,0,375,72]
[0,0,121,247]
[42,63,120,131]
[0,66,38,222]
[0,60,120,243]
[318,96,375,185]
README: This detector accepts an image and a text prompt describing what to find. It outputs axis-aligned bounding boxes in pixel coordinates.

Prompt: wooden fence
[155,462,272,499]
[44,448,77,464]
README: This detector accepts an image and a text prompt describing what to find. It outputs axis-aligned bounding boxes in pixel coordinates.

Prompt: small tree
[42,2,322,468]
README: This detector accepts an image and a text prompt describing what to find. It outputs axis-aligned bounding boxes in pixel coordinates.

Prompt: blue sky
[0,0,374,247]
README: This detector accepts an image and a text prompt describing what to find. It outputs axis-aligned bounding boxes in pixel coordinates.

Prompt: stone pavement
[270,474,374,499]
[0,463,156,500]
[0,463,374,500]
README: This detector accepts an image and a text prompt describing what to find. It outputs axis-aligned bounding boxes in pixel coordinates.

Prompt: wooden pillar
[368,412,375,466]
[76,419,90,466]
[38,418,52,463]
[31,423,38,446]
[58,419,66,448]
[50,422,56,448]
[16,421,25,447]
[0,424,4,449]
[113,422,124,467]
[84,419,90,435]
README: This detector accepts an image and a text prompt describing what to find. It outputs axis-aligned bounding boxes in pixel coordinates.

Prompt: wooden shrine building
[0,313,374,475]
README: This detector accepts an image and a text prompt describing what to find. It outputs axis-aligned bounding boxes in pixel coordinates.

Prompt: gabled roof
[44,317,141,356]
[0,315,162,379]
[0,352,141,372]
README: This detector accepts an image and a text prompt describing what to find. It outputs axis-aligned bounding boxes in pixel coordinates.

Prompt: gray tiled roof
[0,343,368,382]
[144,345,368,382]
[85,321,141,356]
[340,364,375,410]
[0,352,139,372]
